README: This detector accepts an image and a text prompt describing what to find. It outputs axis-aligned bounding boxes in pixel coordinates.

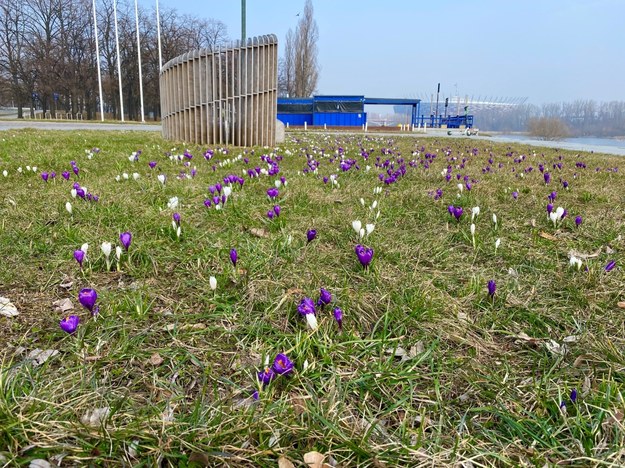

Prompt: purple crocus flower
[453,206,463,221]
[544,172,551,184]
[230,248,238,267]
[562,180,569,189]
[204,199,212,207]
[76,188,85,198]
[354,244,374,269]
[272,353,294,375]
[297,297,316,316]
[215,183,222,194]
[447,205,455,216]
[333,307,343,330]
[149,161,157,169]
[273,205,281,217]
[74,249,85,268]
[41,172,49,182]
[317,288,332,308]
[547,203,554,215]
[570,388,577,403]
[267,187,279,199]
[257,367,276,386]
[512,191,518,200]
[173,212,181,226]
[307,229,317,243]
[487,280,496,297]
[575,215,582,226]
[60,315,80,334]
[605,260,616,272]
[62,171,70,180]
[78,288,98,315]
[267,209,275,219]
[72,165,79,176]
[120,232,132,251]
[50,171,56,179]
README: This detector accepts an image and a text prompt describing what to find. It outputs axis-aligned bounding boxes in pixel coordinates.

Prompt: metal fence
[160,34,278,147]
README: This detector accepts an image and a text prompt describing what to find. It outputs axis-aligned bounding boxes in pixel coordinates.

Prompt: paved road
[0,120,161,132]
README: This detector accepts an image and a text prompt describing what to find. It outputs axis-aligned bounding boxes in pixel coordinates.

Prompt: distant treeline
[474,100,625,137]
[0,0,229,120]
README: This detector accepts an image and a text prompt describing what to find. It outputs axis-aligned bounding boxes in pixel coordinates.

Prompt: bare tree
[279,0,318,97]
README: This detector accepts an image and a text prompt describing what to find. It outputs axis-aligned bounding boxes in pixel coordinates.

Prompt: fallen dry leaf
[81,407,111,427]
[249,227,269,238]
[27,349,59,366]
[149,352,164,366]
[303,451,325,468]
[53,298,74,313]
[539,231,558,241]
[617,302,625,309]
[278,457,295,468]
[0,296,19,317]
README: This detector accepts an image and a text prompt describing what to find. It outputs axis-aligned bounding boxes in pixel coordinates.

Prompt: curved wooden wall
[160,34,278,147]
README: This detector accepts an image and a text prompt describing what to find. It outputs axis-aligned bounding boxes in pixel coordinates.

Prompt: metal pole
[241,0,246,43]
[134,0,145,122]
[155,0,162,69]
[92,0,104,121]
[435,82,440,126]
[113,0,124,121]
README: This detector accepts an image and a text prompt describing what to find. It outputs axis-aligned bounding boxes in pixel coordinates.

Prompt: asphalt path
[0,120,161,132]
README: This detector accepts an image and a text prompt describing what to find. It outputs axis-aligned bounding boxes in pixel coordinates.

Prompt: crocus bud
[209,276,217,291]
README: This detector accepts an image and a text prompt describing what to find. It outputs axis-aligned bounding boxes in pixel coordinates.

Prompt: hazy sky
[146,0,625,104]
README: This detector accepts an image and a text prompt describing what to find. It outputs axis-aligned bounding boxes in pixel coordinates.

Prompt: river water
[481,134,625,156]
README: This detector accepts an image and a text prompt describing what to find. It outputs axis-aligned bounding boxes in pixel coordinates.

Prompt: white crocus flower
[366,223,375,236]
[2,170,7,177]
[176,226,181,238]
[359,228,365,239]
[65,202,72,215]
[370,200,378,210]
[495,238,501,253]
[17,167,22,173]
[71,188,77,198]
[223,186,232,198]
[132,173,140,180]
[26,165,31,171]
[167,196,179,210]
[115,175,121,182]
[549,211,558,227]
[555,207,565,220]
[122,172,129,180]
[457,183,463,192]
[209,276,217,291]
[101,242,112,270]
[157,174,166,185]
[471,206,480,221]
[376,210,381,220]
[352,220,362,235]
[115,245,122,261]
[275,180,281,188]
[305,313,318,330]
[492,213,498,228]
[470,223,476,248]
[360,197,365,207]
[569,255,583,270]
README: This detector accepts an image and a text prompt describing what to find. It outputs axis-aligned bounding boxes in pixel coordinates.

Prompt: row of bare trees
[475,100,625,137]
[0,0,228,120]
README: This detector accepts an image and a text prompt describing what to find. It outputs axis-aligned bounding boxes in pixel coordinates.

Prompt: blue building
[277,95,422,127]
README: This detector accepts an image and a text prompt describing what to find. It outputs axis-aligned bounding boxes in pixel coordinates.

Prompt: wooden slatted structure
[160,34,278,146]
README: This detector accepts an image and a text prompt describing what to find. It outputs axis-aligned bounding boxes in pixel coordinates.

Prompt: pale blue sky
[147,0,625,104]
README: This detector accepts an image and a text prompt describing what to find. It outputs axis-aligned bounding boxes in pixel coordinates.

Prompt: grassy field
[0,129,624,467]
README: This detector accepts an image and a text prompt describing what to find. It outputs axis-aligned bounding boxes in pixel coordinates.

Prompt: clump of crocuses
[354,244,374,269]
[297,297,318,330]
[257,353,295,387]
[447,205,463,222]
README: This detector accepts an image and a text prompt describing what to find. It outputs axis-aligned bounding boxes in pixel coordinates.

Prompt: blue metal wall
[277,113,313,126]
[313,112,366,126]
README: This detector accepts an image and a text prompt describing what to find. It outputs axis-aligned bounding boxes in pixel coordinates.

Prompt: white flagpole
[92,0,104,121]
[155,0,162,70]
[113,0,124,121]
[134,0,145,122]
